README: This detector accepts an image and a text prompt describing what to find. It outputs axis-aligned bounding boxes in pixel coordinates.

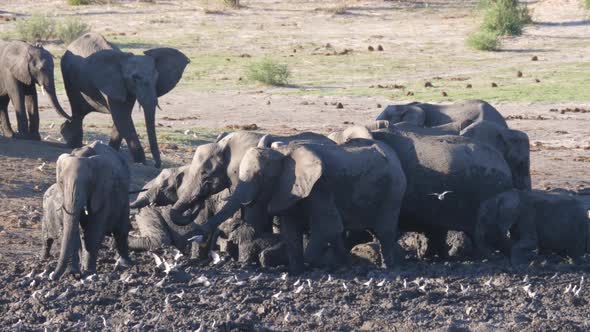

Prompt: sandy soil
[0,0,589,330]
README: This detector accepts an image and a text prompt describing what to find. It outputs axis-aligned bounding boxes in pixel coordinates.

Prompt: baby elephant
[475,189,590,264]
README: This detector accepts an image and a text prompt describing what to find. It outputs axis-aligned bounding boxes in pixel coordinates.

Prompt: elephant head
[5,41,70,120]
[188,143,323,233]
[130,165,189,209]
[461,121,531,191]
[64,47,189,168]
[328,125,373,145]
[376,103,425,126]
[475,190,521,257]
[51,154,113,280]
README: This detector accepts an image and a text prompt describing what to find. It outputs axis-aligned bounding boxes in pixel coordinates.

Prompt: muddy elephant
[376,100,507,132]
[196,138,407,273]
[369,128,514,257]
[0,41,70,140]
[130,165,189,209]
[475,189,590,264]
[49,142,131,280]
[60,32,190,168]
[169,131,334,235]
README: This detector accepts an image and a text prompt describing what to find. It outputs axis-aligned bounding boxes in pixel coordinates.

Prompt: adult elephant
[60,32,190,168]
[197,139,407,273]
[169,131,334,233]
[376,100,507,132]
[371,128,514,257]
[0,41,70,140]
[50,142,131,280]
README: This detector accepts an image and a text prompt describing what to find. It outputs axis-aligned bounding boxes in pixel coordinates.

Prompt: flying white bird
[164,295,170,306]
[306,279,312,289]
[128,287,140,294]
[418,284,427,292]
[156,277,166,287]
[313,309,324,319]
[294,285,305,294]
[280,273,288,281]
[173,250,183,261]
[48,122,55,129]
[550,273,559,279]
[574,285,582,297]
[327,275,332,282]
[429,191,453,200]
[272,291,282,299]
[363,278,373,287]
[56,288,70,300]
[24,270,34,279]
[86,274,98,282]
[284,312,290,322]
[466,306,473,315]
[522,284,531,293]
[184,129,191,135]
[101,316,108,328]
[12,320,22,328]
[44,135,51,141]
[460,284,469,294]
[377,279,386,287]
[31,290,42,300]
[293,279,301,286]
[251,273,263,281]
[29,280,37,288]
[210,251,222,265]
[403,279,407,289]
[37,162,46,171]
[163,260,178,275]
[565,284,572,294]
[342,282,348,291]
[187,235,204,242]
[444,285,449,294]
[523,275,529,283]
[484,277,493,287]
[175,290,185,300]
[152,253,164,268]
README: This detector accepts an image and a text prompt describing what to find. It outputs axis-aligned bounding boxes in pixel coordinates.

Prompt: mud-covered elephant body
[50,142,131,280]
[130,165,189,209]
[371,128,513,256]
[377,99,506,131]
[476,189,590,263]
[60,33,189,168]
[170,131,335,235]
[200,139,407,273]
[0,41,70,139]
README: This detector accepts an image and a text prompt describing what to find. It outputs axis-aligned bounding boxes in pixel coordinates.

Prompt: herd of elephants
[1,32,589,281]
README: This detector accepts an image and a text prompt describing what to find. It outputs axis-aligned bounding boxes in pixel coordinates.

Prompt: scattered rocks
[517,71,523,77]
[466,84,472,89]
[424,82,433,88]
[406,91,414,96]
[550,107,590,114]
[377,45,384,51]
[531,55,538,61]
[441,91,448,97]
[239,53,252,58]
[368,46,375,51]
[225,124,259,130]
[535,78,541,83]
[336,102,344,109]
[491,82,498,88]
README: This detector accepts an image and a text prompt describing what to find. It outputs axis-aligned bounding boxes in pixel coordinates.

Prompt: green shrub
[223,0,240,8]
[16,15,57,42]
[467,30,500,51]
[67,0,91,5]
[584,0,590,9]
[57,18,91,44]
[481,0,532,36]
[246,59,290,86]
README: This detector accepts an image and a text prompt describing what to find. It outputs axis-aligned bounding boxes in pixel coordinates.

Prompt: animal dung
[531,55,538,61]
[466,84,472,89]
[424,82,433,88]
[517,71,523,77]
[336,102,344,109]
[368,46,375,51]
[441,91,448,97]
[406,91,414,96]
[377,45,384,51]
[491,83,498,88]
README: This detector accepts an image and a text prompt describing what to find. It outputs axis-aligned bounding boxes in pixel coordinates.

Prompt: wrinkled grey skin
[371,128,513,257]
[0,41,70,140]
[170,131,334,234]
[475,189,590,264]
[376,99,507,132]
[128,190,230,253]
[130,165,189,209]
[199,139,407,273]
[50,142,131,280]
[60,33,189,168]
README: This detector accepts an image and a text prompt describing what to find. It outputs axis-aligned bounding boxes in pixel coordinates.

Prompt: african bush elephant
[197,139,407,273]
[338,120,531,191]
[376,100,507,132]
[370,128,514,257]
[60,32,190,168]
[50,142,131,280]
[130,165,189,209]
[475,189,590,264]
[0,41,70,139]
[169,131,334,234]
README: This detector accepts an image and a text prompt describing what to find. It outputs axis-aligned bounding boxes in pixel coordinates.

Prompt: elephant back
[66,32,119,57]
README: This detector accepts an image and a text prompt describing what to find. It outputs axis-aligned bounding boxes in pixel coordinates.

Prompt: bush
[67,0,91,5]
[481,0,532,36]
[467,30,500,51]
[246,59,290,86]
[16,15,57,42]
[57,18,91,44]
[223,0,240,8]
[584,0,590,9]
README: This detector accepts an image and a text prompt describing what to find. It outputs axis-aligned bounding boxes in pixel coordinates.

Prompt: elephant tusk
[40,85,46,96]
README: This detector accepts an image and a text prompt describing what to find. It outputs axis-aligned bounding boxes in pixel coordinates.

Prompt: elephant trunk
[170,199,202,226]
[130,190,153,209]
[141,103,161,169]
[43,78,71,121]
[205,181,257,230]
[51,188,83,280]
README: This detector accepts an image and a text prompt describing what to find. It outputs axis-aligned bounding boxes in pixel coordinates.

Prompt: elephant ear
[6,42,32,85]
[55,154,71,184]
[85,50,130,102]
[144,48,190,97]
[402,105,427,126]
[88,157,115,213]
[268,146,323,215]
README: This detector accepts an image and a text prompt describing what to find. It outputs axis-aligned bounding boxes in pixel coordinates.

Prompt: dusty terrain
[0,0,589,330]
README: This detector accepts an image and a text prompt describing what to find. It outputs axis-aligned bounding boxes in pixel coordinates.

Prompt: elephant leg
[81,213,107,273]
[109,100,146,163]
[372,203,402,269]
[280,214,305,274]
[24,87,40,140]
[113,229,131,266]
[9,86,29,137]
[244,204,272,236]
[0,96,14,138]
[42,238,54,259]
[61,78,93,147]
[306,192,345,268]
[109,124,123,150]
[509,213,538,265]
[423,229,449,259]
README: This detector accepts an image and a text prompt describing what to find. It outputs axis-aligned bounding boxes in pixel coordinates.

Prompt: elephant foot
[25,132,41,141]
[1,129,14,138]
[13,132,30,140]
[117,256,133,268]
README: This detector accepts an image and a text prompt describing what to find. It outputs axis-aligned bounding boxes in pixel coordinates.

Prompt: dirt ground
[0,0,589,330]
